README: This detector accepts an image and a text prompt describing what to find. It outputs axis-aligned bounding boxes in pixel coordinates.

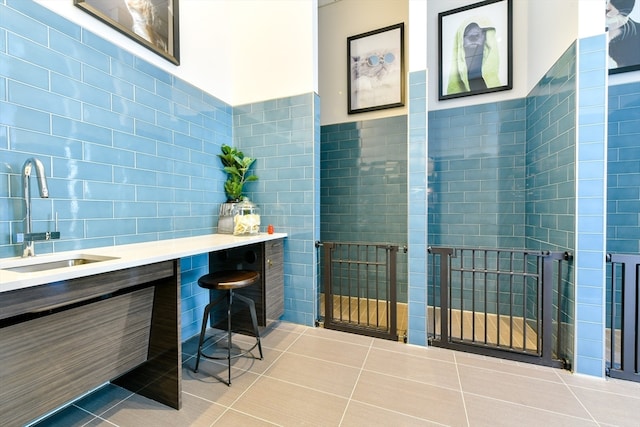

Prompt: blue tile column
[233,93,319,326]
[575,34,607,377]
[408,70,428,345]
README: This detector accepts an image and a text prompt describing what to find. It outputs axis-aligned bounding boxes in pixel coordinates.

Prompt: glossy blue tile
[8,32,81,80]
[52,117,112,146]
[0,102,50,133]
[51,73,111,109]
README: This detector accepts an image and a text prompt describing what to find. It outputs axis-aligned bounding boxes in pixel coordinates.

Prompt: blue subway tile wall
[606,80,640,340]
[0,0,231,341]
[320,116,409,308]
[408,70,428,345]
[575,35,607,377]
[608,81,640,253]
[525,42,577,253]
[428,99,527,250]
[233,93,319,327]
[525,41,577,366]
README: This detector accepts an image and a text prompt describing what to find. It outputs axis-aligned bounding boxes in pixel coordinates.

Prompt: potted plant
[217,144,259,234]
[217,144,258,202]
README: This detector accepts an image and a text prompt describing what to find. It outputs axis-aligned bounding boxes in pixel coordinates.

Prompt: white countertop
[0,233,287,293]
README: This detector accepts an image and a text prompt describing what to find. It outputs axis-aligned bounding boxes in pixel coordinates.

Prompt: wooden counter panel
[0,288,154,427]
[0,261,174,322]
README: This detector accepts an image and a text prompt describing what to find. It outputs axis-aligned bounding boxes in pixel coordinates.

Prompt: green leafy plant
[217,144,258,202]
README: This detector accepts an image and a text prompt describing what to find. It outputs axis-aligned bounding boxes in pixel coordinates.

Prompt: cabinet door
[264,239,284,325]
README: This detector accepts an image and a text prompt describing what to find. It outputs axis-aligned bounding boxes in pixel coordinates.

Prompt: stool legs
[234,292,263,360]
[193,289,263,386]
[226,290,232,385]
[193,300,213,373]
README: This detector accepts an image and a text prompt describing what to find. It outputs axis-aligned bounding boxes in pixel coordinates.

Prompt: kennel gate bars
[606,253,640,383]
[317,241,401,341]
[428,246,572,369]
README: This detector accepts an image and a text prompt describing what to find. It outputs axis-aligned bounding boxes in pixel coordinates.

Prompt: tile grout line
[337,336,374,426]
[452,352,472,427]
[553,370,602,426]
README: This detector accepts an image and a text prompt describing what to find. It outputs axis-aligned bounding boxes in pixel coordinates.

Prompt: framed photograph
[438,0,512,100]
[607,0,640,74]
[348,23,404,114]
[74,0,180,65]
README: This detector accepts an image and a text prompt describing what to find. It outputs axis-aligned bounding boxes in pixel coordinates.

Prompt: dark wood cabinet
[207,238,284,329]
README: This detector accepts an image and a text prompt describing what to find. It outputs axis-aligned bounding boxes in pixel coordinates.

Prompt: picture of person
[607,0,640,72]
[447,18,501,95]
[438,0,511,100]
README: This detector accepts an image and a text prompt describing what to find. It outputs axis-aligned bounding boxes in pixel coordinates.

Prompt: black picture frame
[438,0,512,100]
[74,0,180,65]
[607,0,640,75]
[347,23,404,114]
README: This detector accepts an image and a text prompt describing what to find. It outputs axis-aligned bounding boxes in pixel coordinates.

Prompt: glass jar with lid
[231,197,261,235]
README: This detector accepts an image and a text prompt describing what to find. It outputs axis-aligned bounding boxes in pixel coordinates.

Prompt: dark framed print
[607,0,640,74]
[438,0,512,100]
[348,23,404,114]
[74,0,180,65]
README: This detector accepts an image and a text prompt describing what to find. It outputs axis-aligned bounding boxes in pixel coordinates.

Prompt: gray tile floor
[33,322,640,426]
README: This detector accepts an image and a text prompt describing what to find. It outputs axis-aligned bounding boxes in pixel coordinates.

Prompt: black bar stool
[193,270,263,385]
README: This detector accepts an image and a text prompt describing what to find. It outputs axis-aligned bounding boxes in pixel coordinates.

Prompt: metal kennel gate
[318,242,399,341]
[427,247,572,368]
[606,253,640,383]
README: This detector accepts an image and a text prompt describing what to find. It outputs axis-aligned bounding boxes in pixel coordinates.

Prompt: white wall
[526,0,579,91]
[35,0,317,106]
[318,0,409,125]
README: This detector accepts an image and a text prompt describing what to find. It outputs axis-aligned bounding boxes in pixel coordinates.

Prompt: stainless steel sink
[1,254,119,273]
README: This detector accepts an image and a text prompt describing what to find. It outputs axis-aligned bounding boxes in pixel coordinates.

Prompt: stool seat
[193,269,263,386]
[198,270,260,290]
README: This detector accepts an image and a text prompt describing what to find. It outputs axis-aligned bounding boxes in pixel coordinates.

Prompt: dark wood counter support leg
[113,259,182,410]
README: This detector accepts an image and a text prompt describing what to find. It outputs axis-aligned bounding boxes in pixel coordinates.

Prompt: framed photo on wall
[438,0,512,100]
[347,23,405,114]
[607,0,640,74]
[74,0,180,65]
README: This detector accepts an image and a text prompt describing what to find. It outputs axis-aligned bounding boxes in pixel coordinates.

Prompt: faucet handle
[19,232,61,242]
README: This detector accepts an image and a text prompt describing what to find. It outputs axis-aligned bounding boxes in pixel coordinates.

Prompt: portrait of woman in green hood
[439,0,512,100]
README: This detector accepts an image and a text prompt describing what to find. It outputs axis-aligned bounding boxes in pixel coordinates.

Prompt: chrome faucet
[17,158,59,257]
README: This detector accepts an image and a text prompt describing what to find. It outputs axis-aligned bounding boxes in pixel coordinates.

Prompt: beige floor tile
[351,370,468,426]
[570,384,640,427]
[98,391,226,427]
[457,364,591,419]
[182,365,261,407]
[303,325,375,346]
[364,347,460,390]
[264,352,361,397]
[372,338,457,363]
[559,371,640,398]
[286,334,371,368]
[183,352,264,384]
[453,350,564,382]
[230,376,348,426]
[213,408,279,426]
[240,323,307,352]
[340,400,442,426]
[464,394,599,427]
